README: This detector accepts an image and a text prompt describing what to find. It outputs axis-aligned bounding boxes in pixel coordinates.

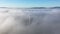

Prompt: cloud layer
[0,8,60,34]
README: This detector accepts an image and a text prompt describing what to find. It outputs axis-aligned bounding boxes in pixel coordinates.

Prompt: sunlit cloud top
[0,0,60,8]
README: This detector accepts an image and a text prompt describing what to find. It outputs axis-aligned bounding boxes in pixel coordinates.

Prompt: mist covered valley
[0,7,60,34]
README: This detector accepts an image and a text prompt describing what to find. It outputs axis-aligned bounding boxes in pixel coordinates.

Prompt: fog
[0,8,60,34]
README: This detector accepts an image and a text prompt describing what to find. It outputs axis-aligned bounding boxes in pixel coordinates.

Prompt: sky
[0,0,60,8]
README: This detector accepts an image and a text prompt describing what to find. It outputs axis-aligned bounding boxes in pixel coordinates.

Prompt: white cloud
[0,8,60,34]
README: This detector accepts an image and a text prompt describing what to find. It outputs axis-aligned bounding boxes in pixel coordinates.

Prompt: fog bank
[0,8,60,34]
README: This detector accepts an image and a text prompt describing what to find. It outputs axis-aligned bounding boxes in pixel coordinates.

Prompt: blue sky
[0,0,60,8]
